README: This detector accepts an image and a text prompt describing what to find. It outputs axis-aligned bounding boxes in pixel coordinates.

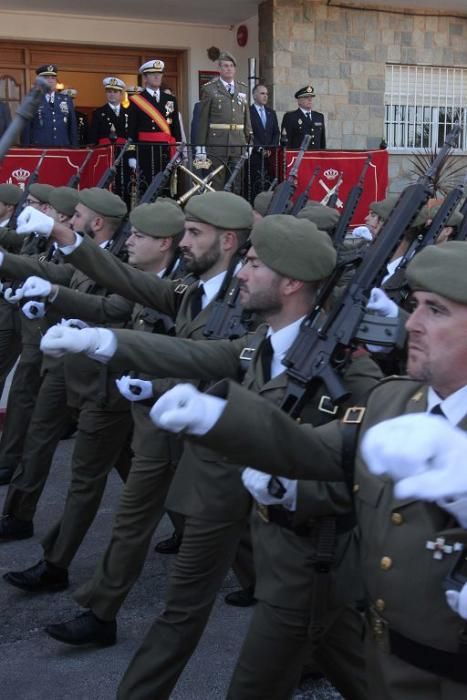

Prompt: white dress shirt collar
[427,385,467,426]
[266,316,306,379]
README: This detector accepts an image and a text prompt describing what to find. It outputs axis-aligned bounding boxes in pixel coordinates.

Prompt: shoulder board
[237,81,247,87]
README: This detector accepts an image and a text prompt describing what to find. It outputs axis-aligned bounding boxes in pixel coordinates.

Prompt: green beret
[370,195,399,222]
[251,215,336,282]
[411,203,432,229]
[49,187,79,217]
[426,204,463,229]
[253,191,292,217]
[0,183,22,206]
[78,188,127,219]
[406,241,467,304]
[297,203,339,233]
[29,183,54,203]
[129,201,185,238]
[184,192,253,230]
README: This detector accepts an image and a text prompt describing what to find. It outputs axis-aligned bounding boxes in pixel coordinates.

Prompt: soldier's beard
[183,238,221,276]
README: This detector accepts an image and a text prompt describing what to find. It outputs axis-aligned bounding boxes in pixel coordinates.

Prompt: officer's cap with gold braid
[406,241,467,304]
[295,85,315,99]
[130,201,185,239]
[184,192,253,230]
[297,203,340,234]
[0,184,23,206]
[36,64,58,77]
[139,59,165,74]
[78,188,127,219]
[49,187,80,218]
[29,183,54,203]
[251,215,336,282]
[103,77,126,91]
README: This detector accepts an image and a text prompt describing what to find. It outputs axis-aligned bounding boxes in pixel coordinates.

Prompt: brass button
[391,512,403,525]
[295,416,302,424]
[380,556,392,571]
[375,598,385,612]
[353,483,360,493]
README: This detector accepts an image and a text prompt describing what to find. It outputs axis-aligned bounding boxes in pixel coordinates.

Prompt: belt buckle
[239,347,256,362]
[256,502,270,523]
[174,283,188,295]
[342,406,366,424]
[318,395,338,415]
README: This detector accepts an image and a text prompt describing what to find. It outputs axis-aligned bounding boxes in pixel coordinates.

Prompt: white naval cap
[103,76,126,91]
[139,59,165,74]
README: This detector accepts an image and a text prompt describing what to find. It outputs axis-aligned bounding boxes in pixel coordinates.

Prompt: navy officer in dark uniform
[22,65,78,148]
[89,77,131,146]
[281,85,326,150]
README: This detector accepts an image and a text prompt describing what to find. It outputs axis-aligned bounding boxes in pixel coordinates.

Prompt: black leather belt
[256,503,355,537]
[389,627,467,684]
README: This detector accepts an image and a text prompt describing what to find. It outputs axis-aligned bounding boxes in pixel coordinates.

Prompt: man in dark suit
[21,65,78,148]
[128,59,181,194]
[281,85,326,150]
[247,84,280,199]
[0,101,11,137]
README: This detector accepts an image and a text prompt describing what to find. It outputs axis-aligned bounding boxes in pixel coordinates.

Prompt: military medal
[425,537,463,560]
[298,119,303,125]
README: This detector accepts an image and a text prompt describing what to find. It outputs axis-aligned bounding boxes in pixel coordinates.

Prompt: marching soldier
[196,50,252,190]
[22,65,78,148]
[281,85,326,150]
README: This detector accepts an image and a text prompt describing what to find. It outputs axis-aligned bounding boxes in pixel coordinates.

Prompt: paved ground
[0,437,342,699]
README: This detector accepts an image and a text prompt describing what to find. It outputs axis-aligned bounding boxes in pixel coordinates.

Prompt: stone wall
[258,0,467,191]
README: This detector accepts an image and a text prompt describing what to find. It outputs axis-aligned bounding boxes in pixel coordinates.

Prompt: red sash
[130,94,172,136]
[98,137,126,146]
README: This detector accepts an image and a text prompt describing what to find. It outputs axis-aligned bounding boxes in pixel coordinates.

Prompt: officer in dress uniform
[89,78,130,147]
[22,65,78,148]
[128,59,181,194]
[60,89,88,146]
[281,85,326,150]
[196,50,252,191]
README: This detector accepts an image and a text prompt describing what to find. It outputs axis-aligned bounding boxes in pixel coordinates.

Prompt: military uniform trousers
[73,406,183,621]
[41,403,133,570]
[3,362,73,521]
[364,619,466,700]
[117,512,253,700]
[0,300,21,401]
[0,342,44,473]
[226,511,367,700]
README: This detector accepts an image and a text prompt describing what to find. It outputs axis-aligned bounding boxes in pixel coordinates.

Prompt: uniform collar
[427,385,467,426]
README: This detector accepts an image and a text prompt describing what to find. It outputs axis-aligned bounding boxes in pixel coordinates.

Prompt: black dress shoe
[224,586,257,607]
[3,559,68,592]
[0,466,13,485]
[46,610,116,647]
[0,515,33,541]
[154,531,182,554]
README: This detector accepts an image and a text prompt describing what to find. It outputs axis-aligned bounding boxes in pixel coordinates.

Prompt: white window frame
[384,64,467,153]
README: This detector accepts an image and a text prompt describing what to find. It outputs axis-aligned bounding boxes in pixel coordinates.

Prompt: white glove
[195,146,207,161]
[22,300,46,319]
[361,413,467,500]
[16,206,54,238]
[367,287,399,318]
[116,375,154,402]
[3,287,24,303]
[21,276,52,298]
[242,467,297,510]
[40,324,101,358]
[61,318,89,329]
[128,158,137,170]
[150,383,226,435]
[446,584,467,620]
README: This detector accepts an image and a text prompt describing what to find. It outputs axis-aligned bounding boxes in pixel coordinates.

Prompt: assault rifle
[109,142,186,258]
[67,147,94,189]
[333,155,372,247]
[290,166,320,215]
[265,134,311,214]
[95,139,133,189]
[385,176,466,302]
[279,124,460,414]
[7,149,47,229]
[453,196,467,241]
[0,77,50,164]
[223,150,249,192]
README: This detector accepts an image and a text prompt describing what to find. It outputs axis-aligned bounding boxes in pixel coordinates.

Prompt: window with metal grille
[384,65,467,151]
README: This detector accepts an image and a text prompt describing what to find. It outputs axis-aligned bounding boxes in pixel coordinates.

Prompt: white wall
[0,10,259,112]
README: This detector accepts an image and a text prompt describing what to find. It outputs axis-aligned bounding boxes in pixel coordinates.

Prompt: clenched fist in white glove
[446,584,467,621]
[116,375,153,402]
[3,287,24,303]
[16,206,54,237]
[22,300,46,319]
[21,276,52,298]
[150,383,225,435]
[367,287,399,318]
[61,319,89,330]
[242,467,297,510]
[40,324,102,358]
[128,158,137,170]
[361,413,467,501]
